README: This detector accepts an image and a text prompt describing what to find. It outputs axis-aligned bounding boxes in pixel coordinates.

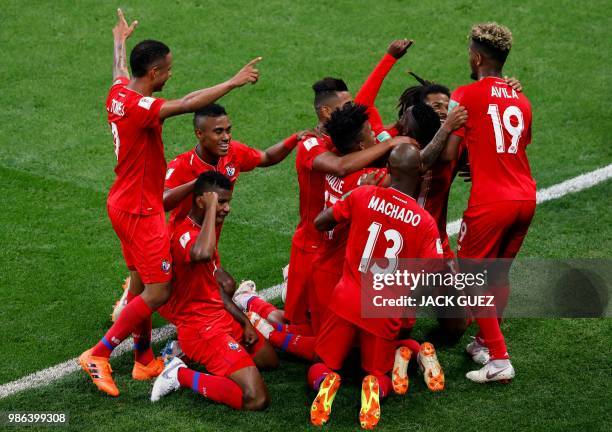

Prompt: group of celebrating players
[78,8,536,429]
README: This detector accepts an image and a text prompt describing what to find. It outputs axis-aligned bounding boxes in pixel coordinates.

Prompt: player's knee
[142,283,172,309]
[241,386,269,411]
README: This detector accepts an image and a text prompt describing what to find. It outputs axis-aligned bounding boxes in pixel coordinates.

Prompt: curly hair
[470,22,512,63]
[324,103,369,155]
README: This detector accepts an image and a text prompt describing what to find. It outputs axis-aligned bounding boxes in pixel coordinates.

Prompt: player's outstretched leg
[151,357,246,409]
[417,342,445,392]
[309,364,341,427]
[360,375,381,430]
[248,312,316,361]
[234,280,285,325]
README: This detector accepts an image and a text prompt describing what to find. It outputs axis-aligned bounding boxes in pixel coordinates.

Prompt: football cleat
[232,280,257,311]
[111,276,130,322]
[151,357,186,402]
[466,337,490,365]
[160,340,184,364]
[310,372,341,427]
[359,375,381,430]
[392,346,412,395]
[417,342,445,392]
[78,349,119,397]
[466,359,515,384]
[246,311,274,339]
[132,357,164,380]
[281,264,289,303]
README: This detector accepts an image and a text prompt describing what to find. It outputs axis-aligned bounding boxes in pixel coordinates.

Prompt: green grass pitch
[0,0,611,431]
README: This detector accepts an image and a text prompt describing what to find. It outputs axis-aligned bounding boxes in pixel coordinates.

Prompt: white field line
[1,163,611,400]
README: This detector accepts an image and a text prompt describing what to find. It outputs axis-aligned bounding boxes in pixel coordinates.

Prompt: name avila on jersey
[367,195,422,226]
[491,86,519,99]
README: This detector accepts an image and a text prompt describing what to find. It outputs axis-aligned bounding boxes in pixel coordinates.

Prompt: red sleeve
[164,156,189,189]
[132,95,166,129]
[232,141,264,172]
[110,76,130,88]
[175,228,200,264]
[355,53,396,106]
[419,217,444,259]
[449,87,467,139]
[331,189,356,223]
[299,136,330,170]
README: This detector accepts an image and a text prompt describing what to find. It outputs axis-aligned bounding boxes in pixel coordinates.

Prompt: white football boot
[281,264,289,303]
[151,357,186,402]
[465,337,491,365]
[232,280,257,311]
[246,311,274,339]
[466,359,515,383]
[111,276,130,322]
[417,342,445,391]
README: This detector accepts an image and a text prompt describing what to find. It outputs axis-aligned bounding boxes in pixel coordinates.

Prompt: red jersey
[106,77,167,215]
[160,217,233,335]
[329,186,442,339]
[292,134,333,251]
[165,142,262,230]
[315,168,383,273]
[451,77,535,207]
[417,161,455,242]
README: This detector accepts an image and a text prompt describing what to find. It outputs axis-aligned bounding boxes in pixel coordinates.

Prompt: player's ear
[195,194,205,209]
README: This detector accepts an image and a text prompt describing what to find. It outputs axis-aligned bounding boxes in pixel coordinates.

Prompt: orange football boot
[392,346,412,395]
[418,342,445,392]
[132,357,164,380]
[310,372,341,426]
[78,349,119,397]
[359,375,381,430]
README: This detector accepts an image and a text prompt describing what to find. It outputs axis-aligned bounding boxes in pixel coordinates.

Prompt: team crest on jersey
[228,342,240,351]
[226,165,236,177]
[161,260,171,273]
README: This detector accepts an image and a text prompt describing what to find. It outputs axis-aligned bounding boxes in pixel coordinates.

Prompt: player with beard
[80,9,262,397]
[441,22,536,383]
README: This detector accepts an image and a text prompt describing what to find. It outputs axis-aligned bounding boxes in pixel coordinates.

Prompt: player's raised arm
[255,130,313,167]
[312,138,396,177]
[159,57,262,120]
[421,104,467,167]
[189,192,218,262]
[112,8,138,80]
[163,180,196,211]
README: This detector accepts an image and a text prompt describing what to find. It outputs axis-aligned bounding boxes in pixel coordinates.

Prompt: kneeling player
[308,144,446,429]
[152,172,278,410]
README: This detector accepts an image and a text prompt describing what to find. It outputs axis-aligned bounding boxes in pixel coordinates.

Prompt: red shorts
[107,205,172,284]
[309,267,341,334]
[315,312,395,376]
[178,320,266,377]
[285,245,317,324]
[457,201,536,259]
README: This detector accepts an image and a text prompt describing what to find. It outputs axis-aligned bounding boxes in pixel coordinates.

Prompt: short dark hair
[193,104,227,129]
[325,103,369,155]
[313,77,349,110]
[129,40,170,78]
[406,103,441,146]
[193,171,232,204]
[397,72,451,118]
[421,84,451,100]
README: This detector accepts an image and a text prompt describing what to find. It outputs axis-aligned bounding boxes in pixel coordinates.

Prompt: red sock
[269,331,315,361]
[178,367,243,410]
[396,338,421,355]
[308,362,332,391]
[133,316,154,365]
[374,374,392,399]
[274,323,314,336]
[247,296,278,320]
[91,296,152,358]
[475,317,509,360]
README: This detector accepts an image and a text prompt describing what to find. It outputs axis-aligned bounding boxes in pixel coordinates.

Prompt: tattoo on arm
[113,40,129,80]
[421,127,451,170]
